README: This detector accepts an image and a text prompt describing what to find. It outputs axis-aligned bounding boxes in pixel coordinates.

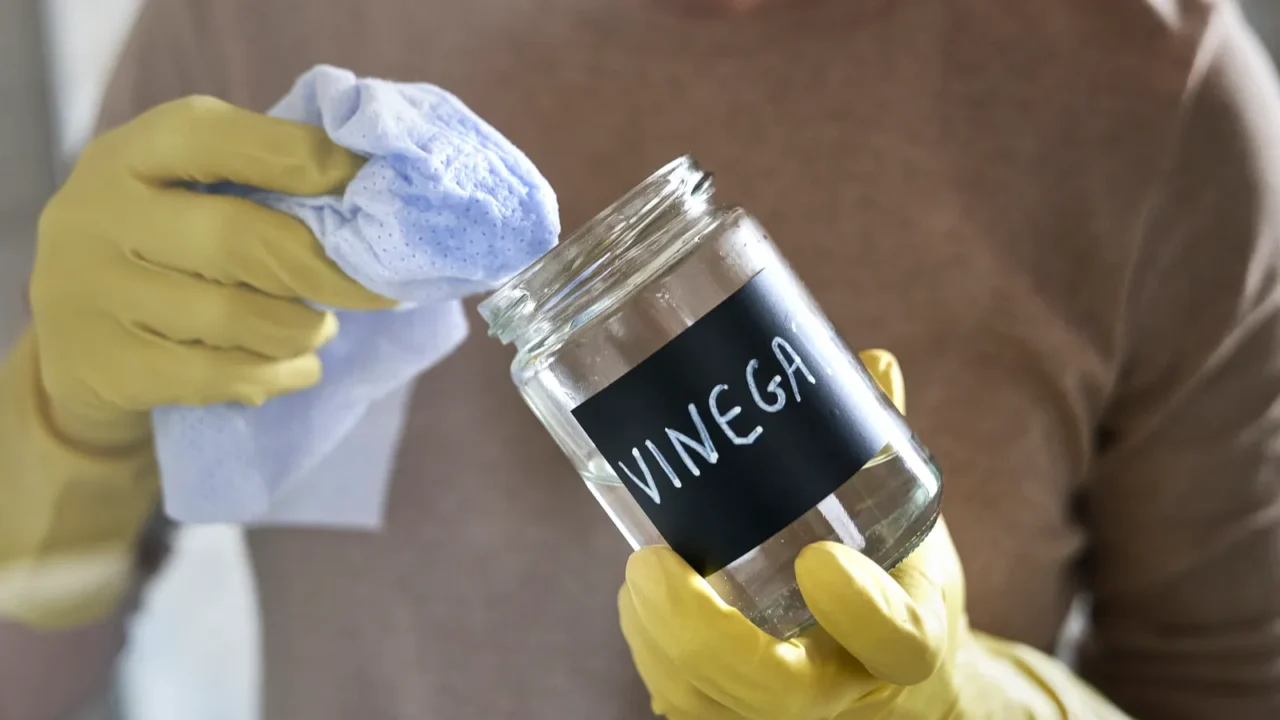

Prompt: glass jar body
[507,208,942,640]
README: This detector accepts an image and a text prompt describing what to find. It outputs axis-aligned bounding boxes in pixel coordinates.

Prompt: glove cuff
[0,329,159,627]
[964,631,1133,719]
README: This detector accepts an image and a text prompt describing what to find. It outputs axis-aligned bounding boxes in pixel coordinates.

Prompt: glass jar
[479,157,942,640]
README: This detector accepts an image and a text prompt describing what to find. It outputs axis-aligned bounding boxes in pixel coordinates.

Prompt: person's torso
[183,0,1202,716]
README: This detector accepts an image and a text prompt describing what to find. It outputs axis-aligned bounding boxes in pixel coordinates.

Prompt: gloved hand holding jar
[479,159,1131,719]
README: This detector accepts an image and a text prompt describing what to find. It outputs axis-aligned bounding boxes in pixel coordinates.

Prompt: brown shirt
[16,0,1280,718]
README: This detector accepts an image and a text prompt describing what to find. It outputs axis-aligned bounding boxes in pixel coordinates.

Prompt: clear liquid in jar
[510,209,941,640]
[545,413,940,640]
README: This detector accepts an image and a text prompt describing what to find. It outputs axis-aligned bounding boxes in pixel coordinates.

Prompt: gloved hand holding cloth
[619,351,1128,720]
[2,92,385,624]
[1,65,559,624]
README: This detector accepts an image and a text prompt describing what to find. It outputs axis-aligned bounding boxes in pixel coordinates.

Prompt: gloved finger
[887,517,964,635]
[128,190,394,311]
[619,587,745,720]
[114,264,339,359]
[795,540,947,686]
[625,547,867,718]
[117,96,365,196]
[117,335,322,409]
[856,348,905,414]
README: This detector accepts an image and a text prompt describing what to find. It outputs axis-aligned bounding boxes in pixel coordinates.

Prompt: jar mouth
[479,156,716,348]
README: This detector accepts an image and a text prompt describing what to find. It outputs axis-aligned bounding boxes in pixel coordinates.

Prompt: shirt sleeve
[1079,6,1280,717]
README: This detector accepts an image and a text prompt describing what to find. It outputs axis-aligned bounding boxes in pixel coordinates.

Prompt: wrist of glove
[618,350,1128,720]
[0,331,157,627]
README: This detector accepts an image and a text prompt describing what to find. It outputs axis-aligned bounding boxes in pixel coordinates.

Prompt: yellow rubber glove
[619,350,1129,720]
[1,96,390,627]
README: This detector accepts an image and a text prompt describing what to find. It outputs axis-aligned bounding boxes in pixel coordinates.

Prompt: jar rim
[479,155,716,348]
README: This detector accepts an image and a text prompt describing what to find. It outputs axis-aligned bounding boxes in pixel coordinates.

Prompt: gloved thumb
[795,539,948,686]
[856,349,905,414]
[813,348,944,684]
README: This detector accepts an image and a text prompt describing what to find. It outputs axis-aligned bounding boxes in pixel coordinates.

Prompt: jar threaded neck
[479,156,717,351]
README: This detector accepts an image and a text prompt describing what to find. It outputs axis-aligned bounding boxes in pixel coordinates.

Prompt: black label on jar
[571,268,901,576]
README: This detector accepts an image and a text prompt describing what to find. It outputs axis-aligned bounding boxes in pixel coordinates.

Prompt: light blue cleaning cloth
[153,65,559,528]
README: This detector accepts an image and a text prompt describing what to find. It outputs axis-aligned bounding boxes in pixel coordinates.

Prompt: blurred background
[0,1,1277,718]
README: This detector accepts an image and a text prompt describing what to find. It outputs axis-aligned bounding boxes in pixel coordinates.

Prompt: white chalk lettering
[665,404,719,477]
[772,337,817,402]
[609,332,821,502]
[710,384,763,446]
[746,358,786,413]
[645,440,682,489]
[617,448,662,504]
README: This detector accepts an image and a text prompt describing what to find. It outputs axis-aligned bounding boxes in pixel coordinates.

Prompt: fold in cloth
[153,65,559,528]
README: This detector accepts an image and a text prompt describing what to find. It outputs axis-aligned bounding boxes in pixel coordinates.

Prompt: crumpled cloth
[154,65,559,528]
